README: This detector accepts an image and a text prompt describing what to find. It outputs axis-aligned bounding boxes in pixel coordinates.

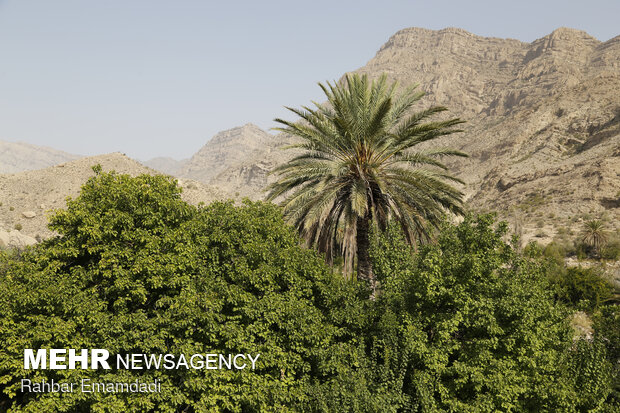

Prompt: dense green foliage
[368,216,607,412]
[526,241,617,311]
[601,237,620,261]
[0,171,616,412]
[552,266,614,311]
[0,171,391,412]
[592,305,620,408]
[267,73,466,287]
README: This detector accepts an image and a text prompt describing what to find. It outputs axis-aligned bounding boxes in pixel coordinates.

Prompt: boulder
[0,230,9,248]
[22,211,37,218]
[0,229,37,249]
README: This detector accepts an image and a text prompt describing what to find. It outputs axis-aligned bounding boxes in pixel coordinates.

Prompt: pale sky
[0,0,618,161]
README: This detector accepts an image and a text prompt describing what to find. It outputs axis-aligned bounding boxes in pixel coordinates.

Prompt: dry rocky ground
[0,153,225,247]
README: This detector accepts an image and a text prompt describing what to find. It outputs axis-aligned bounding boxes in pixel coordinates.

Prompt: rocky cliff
[180,123,276,189]
[191,27,619,242]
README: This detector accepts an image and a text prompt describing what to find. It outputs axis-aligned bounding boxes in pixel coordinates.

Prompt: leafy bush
[568,339,614,412]
[546,235,577,258]
[550,266,614,311]
[600,238,620,261]
[543,241,567,263]
[593,305,620,363]
[576,242,592,260]
[369,215,590,411]
[0,171,391,412]
[592,305,620,408]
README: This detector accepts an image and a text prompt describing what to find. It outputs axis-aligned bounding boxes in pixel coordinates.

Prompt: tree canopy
[368,215,615,411]
[0,171,390,412]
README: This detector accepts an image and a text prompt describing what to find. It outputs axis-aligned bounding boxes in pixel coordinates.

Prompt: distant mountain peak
[179,124,273,184]
[0,140,81,174]
[545,27,599,41]
[239,123,263,130]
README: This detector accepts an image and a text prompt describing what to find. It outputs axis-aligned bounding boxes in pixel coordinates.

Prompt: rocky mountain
[0,140,81,173]
[179,124,276,194]
[191,27,619,242]
[2,27,618,246]
[144,157,189,176]
[0,153,227,244]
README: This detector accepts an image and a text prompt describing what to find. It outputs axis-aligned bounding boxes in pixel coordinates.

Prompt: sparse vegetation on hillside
[582,219,609,258]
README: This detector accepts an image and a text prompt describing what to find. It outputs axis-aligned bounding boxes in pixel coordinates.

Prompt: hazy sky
[0,1,618,161]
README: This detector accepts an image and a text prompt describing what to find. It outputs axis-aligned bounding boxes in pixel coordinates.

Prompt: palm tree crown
[267,73,467,291]
[582,219,608,257]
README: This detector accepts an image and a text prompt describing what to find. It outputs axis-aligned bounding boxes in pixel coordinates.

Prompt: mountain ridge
[0,140,82,173]
[187,26,620,243]
[0,152,226,242]
[3,27,618,245]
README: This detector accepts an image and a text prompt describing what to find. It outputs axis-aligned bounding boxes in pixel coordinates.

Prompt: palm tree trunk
[356,215,376,297]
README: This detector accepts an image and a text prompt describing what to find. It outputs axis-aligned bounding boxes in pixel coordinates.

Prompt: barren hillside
[0,153,227,242]
[144,157,189,176]
[0,140,81,173]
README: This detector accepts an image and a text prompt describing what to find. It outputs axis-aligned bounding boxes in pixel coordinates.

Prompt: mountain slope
[180,124,275,186]
[144,157,189,176]
[0,153,227,241]
[197,27,619,241]
[0,140,81,173]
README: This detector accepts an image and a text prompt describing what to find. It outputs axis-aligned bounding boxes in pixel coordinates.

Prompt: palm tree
[582,220,607,257]
[267,73,467,292]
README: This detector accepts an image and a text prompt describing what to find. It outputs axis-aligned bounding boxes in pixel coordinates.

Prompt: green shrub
[549,231,578,257]
[523,240,544,257]
[593,305,620,363]
[13,223,22,231]
[544,241,566,263]
[550,266,614,311]
[569,339,614,411]
[535,229,547,238]
[576,242,592,260]
[369,215,585,411]
[600,238,620,261]
[592,305,620,409]
[0,172,391,412]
